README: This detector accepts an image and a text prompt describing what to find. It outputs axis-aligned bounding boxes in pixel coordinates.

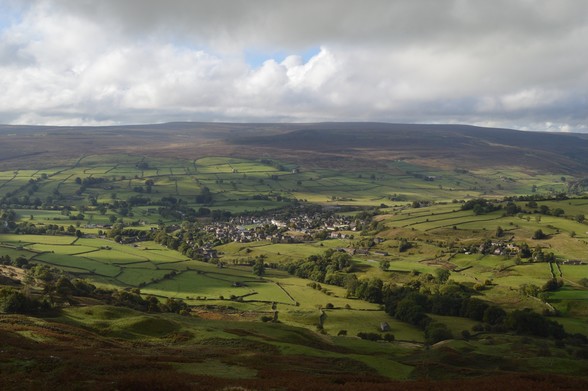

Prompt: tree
[394,297,430,327]
[425,322,453,344]
[495,226,504,237]
[483,306,506,325]
[504,202,520,216]
[0,288,48,314]
[318,310,327,329]
[398,238,412,252]
[519,243,532,258]
[533,247,545,262]
[196,187,213,204]
[379,260,390,271]
[435,268,450,284]
[519,283,539,297]
[252,258,266,277]
[542,278,563,292]
[532,229,546,240]
[505,309,563,338]
[576,214,586,223]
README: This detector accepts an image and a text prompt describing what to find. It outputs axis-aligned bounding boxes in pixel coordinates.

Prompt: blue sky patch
[0,2,25,31]
[244,46,321,68]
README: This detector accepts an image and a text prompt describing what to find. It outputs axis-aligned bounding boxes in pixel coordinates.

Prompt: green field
[2,150,588,386]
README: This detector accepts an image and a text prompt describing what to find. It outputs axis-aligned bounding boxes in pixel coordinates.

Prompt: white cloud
[0,0,587,131]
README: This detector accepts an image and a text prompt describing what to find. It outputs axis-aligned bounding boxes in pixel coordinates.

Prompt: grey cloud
[1,0,587,131]
[0,41,35,66]
[50,0,588,48]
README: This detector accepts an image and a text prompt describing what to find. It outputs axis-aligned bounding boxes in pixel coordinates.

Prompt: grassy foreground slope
[2,306,588,390]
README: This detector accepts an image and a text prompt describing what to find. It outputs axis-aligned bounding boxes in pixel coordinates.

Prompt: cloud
[0,0,587,131]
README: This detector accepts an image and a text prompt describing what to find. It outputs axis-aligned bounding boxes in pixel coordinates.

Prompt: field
[0,154,576,224]
[0,232,410,336]
[2,155,588,344]
[2,125,588,388]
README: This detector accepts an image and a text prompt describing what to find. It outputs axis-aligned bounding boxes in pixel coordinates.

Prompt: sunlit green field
[2,152,588,366]
[1,155,578,223]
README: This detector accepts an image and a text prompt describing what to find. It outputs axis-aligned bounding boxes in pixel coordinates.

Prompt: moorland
[1,122,588,390]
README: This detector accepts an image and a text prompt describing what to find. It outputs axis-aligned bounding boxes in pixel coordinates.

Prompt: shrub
[542,278,563,292]
[0,288,50,314]
[357,332,382,341]
[425,322,453,344]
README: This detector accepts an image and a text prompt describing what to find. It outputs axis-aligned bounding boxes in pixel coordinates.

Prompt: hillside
[3,307,588,390]
[2,122,588,389]
[1,122,588,173]
[234,123,588,173]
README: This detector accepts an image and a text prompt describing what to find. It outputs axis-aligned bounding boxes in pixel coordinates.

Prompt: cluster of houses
[202,222,297,244]
[174,212,369,260]
[561,259,585,265]
[198,213,360,245]
[461,241,521,256]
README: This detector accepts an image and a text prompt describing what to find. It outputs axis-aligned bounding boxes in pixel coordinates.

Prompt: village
[209,212,360,242]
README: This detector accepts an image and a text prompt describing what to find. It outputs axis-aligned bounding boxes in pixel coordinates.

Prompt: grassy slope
[2,305,588,390]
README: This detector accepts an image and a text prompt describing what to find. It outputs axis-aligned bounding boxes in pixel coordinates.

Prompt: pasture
[2,152,588,357]
[1,154,578,229]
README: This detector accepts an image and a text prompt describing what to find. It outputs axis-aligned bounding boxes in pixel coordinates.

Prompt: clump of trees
[284,250,353,286]
[1,254,30,268]
[252,256,266,276]
[532,229,547,240]
[382,282,567,340]
[461,198,500,215]
[0,288,51,314]
[355,332,394,342]
[346,276,385,303]
[0,265,190,316]
[398,238,413,252]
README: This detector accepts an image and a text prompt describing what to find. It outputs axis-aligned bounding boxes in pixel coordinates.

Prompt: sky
[0,0,587,132]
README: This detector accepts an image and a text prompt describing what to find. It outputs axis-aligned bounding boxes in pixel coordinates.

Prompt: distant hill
[233,123,588,173]
[1,122,588,173]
